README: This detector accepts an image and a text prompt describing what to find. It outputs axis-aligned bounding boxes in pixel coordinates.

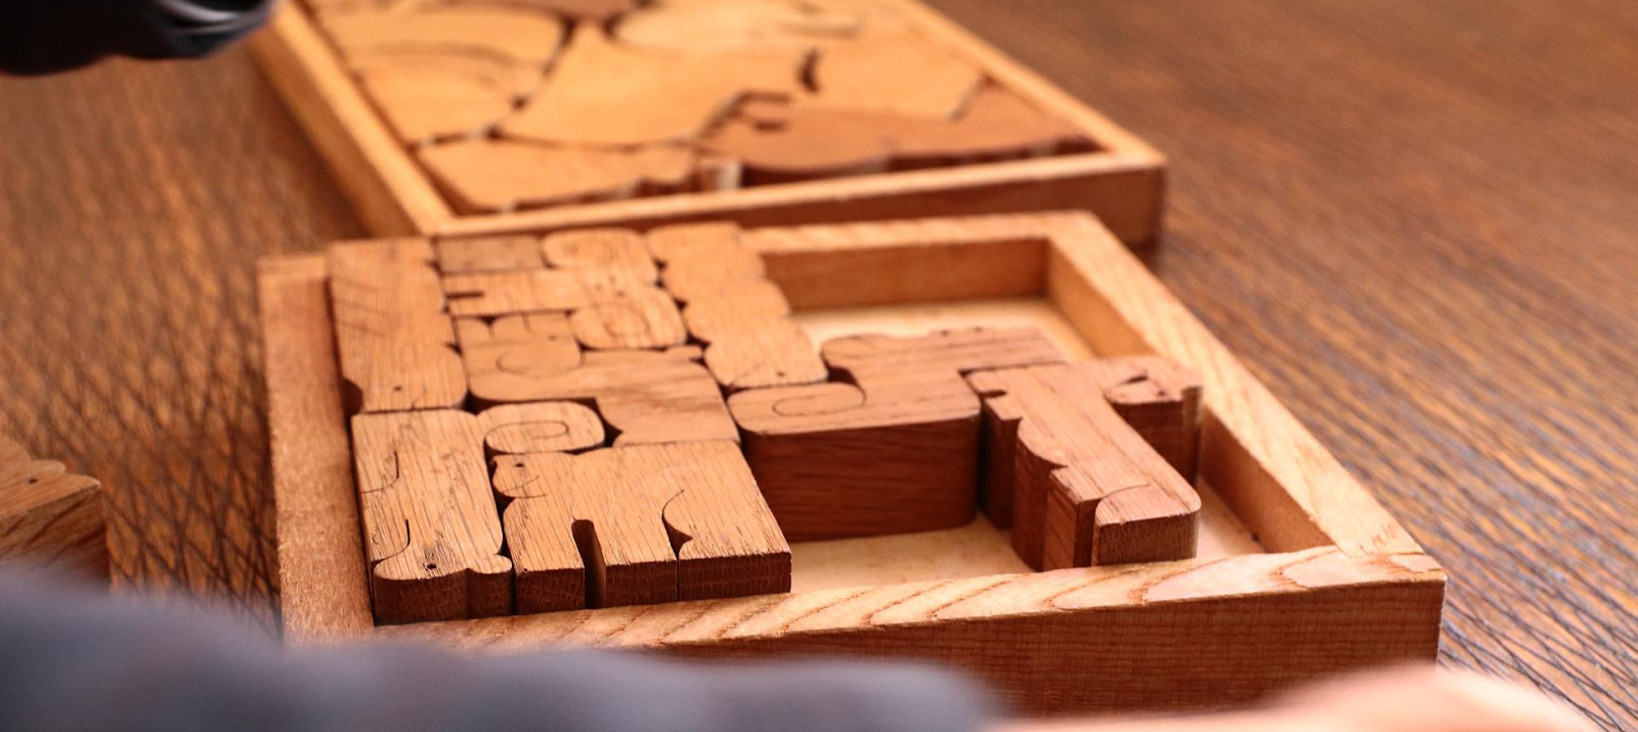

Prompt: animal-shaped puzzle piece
[441,230,686,349]
[968,360,1203,570]
[0,436,105,578]
[704,87,1093,183]
[501,25,808,146]
[494,441,789,613]
[350,410,511,624]
[420,141,698,214]
[728,327,1064,539]
[647,222,826,390]
[328,239,466,413]
[456,314,737,444]
[977,355,1202,527]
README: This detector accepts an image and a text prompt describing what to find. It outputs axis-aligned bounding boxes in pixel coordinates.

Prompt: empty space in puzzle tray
[321,218,1271,626]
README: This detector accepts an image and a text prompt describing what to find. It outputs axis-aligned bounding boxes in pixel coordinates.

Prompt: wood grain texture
[969,362,1200,569]
[501,25,807,147]
[455,313,736,443]
[0,436,106,578]
[351,409,512,624]
[5,1,1634,725]
[729,327,1064,539]
[328,239,467,413]
[648,222,827,390]
[379,547,1443,716]
[494,441,790,613]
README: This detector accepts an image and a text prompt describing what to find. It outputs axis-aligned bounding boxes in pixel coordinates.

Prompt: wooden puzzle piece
[328,239,466,413]
[501,25,808,146]
[807,29,981,120]
[350,410,511,623]
[515,0,638,21]
[728,327,1064,539]
[320,6,565,67]
[615,0,862,53]
[0,437,105,578]
[647,223,826,390]
[442,233,686,349]
[977,355,1201,527]
[349,50,546,101]
[543,228,658,282]
[420,140,696,213]
[968,361,1202,570]
[493,441,789,613]
[456,316,737,444]
[475,402,606,456]
[358,65,516,144]
[704,87,1093,183]
[436,234,545,274]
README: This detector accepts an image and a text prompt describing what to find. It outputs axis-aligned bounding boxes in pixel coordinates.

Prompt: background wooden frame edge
[251,2,1166,243]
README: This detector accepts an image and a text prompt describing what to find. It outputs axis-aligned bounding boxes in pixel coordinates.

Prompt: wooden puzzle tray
[259,211,1442,715]
[251,0,1164,244]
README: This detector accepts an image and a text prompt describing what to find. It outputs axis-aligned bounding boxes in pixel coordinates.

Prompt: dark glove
[0,0,274,75]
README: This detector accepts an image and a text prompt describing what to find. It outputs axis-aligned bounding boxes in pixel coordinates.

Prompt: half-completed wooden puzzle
[262,212,1444,714]
[253,0,1164,242]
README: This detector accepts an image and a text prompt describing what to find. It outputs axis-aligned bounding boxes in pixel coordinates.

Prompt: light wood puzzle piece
[977,355,1202,528]
[0,437,105,578]
[455,316,737,444]
[349,51,545,101]
[968,361,1203,570]
[436,234,545,274]
[647,223,825,390]
[808,29,981,119]
[328,239,466,413]
[501,25,808,146]
[357,66,516,144]
[493,441,789,613]
[615,0,862,53]
[475,402,605,456]
[704,87,1093,183]
[442,233,685,349]
[728,327,1064,540]
[543,228,658,283]
[350,410,511,624]
[320,6,565,67]
[420,140,696,213]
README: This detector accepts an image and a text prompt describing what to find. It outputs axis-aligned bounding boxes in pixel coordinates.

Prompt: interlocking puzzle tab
[494,441,788,613]
[329,221,1207,625]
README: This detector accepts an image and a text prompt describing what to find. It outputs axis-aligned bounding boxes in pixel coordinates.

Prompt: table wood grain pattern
[0,0,1632,726]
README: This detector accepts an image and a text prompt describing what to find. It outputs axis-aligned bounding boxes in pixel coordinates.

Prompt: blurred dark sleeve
[0,570,996,732]
[0,0,274,75]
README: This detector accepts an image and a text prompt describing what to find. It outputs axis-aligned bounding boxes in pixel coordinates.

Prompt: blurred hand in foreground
[1000,667,1595,732]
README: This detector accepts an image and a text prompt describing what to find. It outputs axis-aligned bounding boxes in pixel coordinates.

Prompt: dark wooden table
[1,0,1633,727]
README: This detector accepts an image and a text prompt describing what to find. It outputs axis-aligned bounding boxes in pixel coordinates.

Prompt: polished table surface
[0,0,1633,727]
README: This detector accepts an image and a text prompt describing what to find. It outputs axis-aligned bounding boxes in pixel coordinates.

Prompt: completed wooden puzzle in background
[330,223,1203,624]
[299,0,1097,214]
